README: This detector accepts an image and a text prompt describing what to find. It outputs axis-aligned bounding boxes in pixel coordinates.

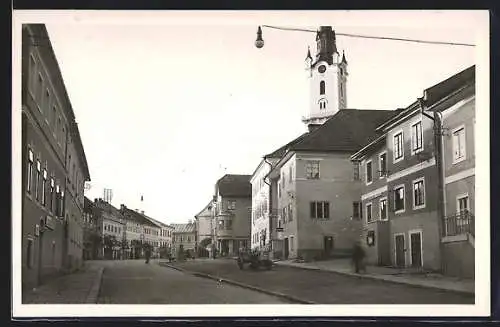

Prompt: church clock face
[318,65,326,73]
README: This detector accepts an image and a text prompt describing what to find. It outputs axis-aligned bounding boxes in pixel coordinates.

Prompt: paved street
[97,259,290,304]
[165,259,474,304]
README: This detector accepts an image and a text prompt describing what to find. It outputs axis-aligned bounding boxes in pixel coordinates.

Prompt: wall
[250,160,272,249]
[293,152,362,261]
[442,240,475,278]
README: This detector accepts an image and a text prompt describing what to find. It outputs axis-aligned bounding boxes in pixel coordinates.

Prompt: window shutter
[459,130,466,157]
[310,202,316,218]
[324,202,330,219]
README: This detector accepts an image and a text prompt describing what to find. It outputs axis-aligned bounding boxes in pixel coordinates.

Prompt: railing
[444,210,474,237]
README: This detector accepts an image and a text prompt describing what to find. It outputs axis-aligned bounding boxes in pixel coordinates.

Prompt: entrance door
[410,232,423,268]
[323,236,334,258]
[283,238,289,259]
[394,234,405,268]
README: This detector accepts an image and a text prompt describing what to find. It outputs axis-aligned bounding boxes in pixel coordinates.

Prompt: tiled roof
[289,109,401,153]
[121,207,157,227]
[264,132,310,159]
[424,65,475,107]
[171,223,196,234]
[216,174,252,198]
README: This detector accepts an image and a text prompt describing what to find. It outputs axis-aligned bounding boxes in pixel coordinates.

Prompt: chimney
[308,124,321,133]
[141,210,145,215]
[120,204,125,210]
[188,219,192,224]
[94,198,98,203]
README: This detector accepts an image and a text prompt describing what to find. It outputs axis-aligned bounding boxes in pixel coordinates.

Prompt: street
[96,259,290,304]
[163,259,474,304]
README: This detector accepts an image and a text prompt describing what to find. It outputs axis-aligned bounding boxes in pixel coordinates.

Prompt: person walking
[352,241,366,273]
[145,246,151,264]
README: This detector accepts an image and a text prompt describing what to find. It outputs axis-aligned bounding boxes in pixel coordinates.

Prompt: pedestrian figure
[145,246,151,264]
[352,241,366,273]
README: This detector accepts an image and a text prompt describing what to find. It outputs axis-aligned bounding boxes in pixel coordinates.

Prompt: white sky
[23,11,479,224]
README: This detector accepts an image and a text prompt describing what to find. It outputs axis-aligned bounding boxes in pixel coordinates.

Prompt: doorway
[323,236,334,258]
[283,238,289,259]
[410,231,423,268]
[394,234,405,268]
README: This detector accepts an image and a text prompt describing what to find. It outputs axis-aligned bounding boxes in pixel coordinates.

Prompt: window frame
[378,151,387,178]
[365,160,373,185]
[27,149,34,194]
[353,161,360,181]
[411,120,424,155]
[352,201,362,220]
[320,80,325,95]
[379,197,388,221]
[305,160,320,180]
[393,184,406,214]
[393,130,404,163]
[452,125,466,164]
[412,177,426,210]
[456,193,470,214]
[366,202,373,223]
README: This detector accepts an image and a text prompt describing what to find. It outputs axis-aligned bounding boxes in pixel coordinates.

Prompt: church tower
[302,26,348,127]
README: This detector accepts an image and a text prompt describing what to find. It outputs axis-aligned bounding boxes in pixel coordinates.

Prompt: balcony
[444,210,474,237]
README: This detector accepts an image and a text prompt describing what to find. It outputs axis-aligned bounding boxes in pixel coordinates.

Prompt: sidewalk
[22,261,104,304]
[274,258,474,295]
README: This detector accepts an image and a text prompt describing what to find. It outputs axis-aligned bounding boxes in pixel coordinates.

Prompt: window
[310,201,330,219]
[41,169,47,206]
[394,185,405,213]
[379,152,387,177]
[52,106,57,128]
[353,161,360,180]
[29,55,36,93]
[320,81,325,95]
[452,126,466,163]
[352,201,362,220]
[393,131,404,162]
[27,149,34,193]
[187,236,191,242]
[366,160,373,184]
[413,178,425,209]
[228,200,236,210]
[37,74,44,105]
[35,160,41,201]
[380,198,388,221]
[56,117,60,141]
[288,203,293,222]
[50,177,54,211]
[289,236,294,251]
[60,191,65,217]
[457,194,469,213]
[411,121,423,153]
[44,89,50,115]
[366,203,373,223]
[305,160,320,179]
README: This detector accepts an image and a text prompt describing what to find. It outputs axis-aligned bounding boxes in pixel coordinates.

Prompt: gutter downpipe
[418,97,446,273]
[263,157,274,258]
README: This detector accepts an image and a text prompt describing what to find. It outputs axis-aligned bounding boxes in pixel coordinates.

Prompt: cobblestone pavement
[97,259,290,304]
[165,259,474,304]
[22,261,103,304]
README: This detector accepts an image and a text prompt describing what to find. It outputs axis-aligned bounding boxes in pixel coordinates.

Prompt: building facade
[351,65,475,275]
[172,223,197,258]
[22,24,91,290]
[213,175,252,257]
[94,199,126,260]
[195,201,214,257]
[82,197,100,260]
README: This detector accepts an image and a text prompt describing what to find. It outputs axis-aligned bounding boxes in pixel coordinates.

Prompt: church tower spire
[302,26,348,127]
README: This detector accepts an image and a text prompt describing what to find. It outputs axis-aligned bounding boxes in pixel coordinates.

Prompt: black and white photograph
[12,10,490,318]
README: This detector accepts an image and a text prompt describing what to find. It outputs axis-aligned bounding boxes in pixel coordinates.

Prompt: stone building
[21,24,90,291]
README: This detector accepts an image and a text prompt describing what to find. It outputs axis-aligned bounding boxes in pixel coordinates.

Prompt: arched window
[320,81,325,95]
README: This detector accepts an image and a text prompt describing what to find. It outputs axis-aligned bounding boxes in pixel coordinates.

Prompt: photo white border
[12,9,490,318]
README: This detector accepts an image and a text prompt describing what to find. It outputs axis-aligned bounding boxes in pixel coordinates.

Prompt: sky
[19,11,481,225]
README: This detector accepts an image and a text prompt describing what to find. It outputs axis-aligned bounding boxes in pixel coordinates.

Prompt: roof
[25,24,91,181]
[194,200,213,218]
[216,174,251,198]
[423,65,475,107]
[289,109,401,153]
[171,223,196,234]
[264,132,310,158]
[121,206,158,227]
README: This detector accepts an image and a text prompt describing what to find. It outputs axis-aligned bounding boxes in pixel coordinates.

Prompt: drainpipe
[418,97,445,272]
[263,157,273,257]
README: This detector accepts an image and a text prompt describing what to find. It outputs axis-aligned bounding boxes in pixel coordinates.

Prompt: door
[323,236,334,258]
[457,195,470,234]
[410,232,423,268]
[394,234,405,268]
[283,238,289,259]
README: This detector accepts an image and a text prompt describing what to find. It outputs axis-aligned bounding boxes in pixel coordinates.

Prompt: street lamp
[255,26,264,49]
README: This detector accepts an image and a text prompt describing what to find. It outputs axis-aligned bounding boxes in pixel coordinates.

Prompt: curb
[275,263,474,296]
[158,262,315,304]
[85,267,105,304]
